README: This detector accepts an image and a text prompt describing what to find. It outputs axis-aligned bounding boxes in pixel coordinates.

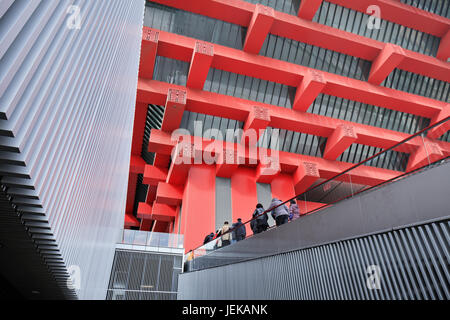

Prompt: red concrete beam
[139,28,159,79]
[125,213,140,228]
[437,30,450,62]
[216,148,239,178]
[161,88,187,133]
[243,4,275,54]
[270,174,295,201]
[293,69,326,111]
[153,153,171,168]
[323,124,358,160]
[326,0,450,38]
[137,202,152,220]
[406,141,445,172]
[293,162,320,194]
[368,43,406,85]
[297,0,323,21]
[148,129,404,186]
[242,106,271,145]
[143,164,168,185]
[155,182,183,206]
[130,155,146,174]
[151,202,177,222]
[144,32,448,118]
[139,80,450,154]
[427,109,450,140]
[150,2,450,83]
[187,41,214,89]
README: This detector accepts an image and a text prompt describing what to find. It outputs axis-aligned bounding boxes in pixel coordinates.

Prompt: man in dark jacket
[253,203,269,233]
[203,232,214,244]
[232,218,246,241]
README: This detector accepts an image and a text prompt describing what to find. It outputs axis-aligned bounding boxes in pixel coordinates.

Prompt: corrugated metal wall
[400,0,450,19]
[178,218,450,300]
[0,0,145,299]
[106,249,182,300]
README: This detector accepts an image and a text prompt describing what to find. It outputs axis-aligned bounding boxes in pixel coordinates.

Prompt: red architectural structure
[125,0,450,253]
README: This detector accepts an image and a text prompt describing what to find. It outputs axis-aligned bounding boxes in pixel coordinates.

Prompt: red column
[180,165,216,253]
[243,4,275,54]
[231,168,258,236]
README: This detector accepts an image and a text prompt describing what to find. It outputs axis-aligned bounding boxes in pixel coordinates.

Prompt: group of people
[203,198,301,247]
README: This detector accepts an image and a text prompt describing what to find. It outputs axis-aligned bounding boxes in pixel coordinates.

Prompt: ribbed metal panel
[215,177,232,231]
[314,1,441,57]
[107,249,182,300]
[178,218,450,300]
[144,2,246,50]
[0,0,145,299]
[400,0,450,19]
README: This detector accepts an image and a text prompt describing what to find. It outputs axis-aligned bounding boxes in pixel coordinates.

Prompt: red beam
[368,43,405,85]
[437,30,450,61]
[131,102,148,156]
[293,69,326,111]
[148,2,450,83]
[323,124,358,160]
[297,0,323,20]
[151,202,177,222]
[125,213,140,228]
[161,88,187,132]
[147,129,404,187]
[428,110,450,140]
[326,0,450,38]
[187,41,214,89]
[155,182,183,206]
[143,164,168,185]
[144,29,447,118]
[130,155,146,174]
[243,4,274,54]
[242,106,270,144]
[138,80,450,154]
[139,28,159,79]
[406,141,445,172]
[293,162,320,194]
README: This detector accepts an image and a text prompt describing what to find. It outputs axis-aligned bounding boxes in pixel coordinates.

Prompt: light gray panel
[215,177,232,231]
[0,0,145,299]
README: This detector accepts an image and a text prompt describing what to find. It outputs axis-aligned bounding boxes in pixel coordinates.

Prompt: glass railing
[119,229,184,249]
[185,116,449,269]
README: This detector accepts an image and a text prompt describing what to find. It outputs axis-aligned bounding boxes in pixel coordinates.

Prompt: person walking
[289,200,300,221]
[218,221,231,247]
[269,198,290,227]
[252,203,269,233]
[232,218,246,241]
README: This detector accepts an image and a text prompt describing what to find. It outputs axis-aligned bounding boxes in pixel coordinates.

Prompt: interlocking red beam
[145,29,448,119]
[147,129,406,184]
[149,0,450,82]
[137,79,450,154]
